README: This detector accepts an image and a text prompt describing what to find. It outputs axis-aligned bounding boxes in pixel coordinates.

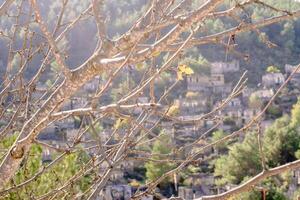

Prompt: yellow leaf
[178,64,186,72]
[178,64,194,75]
[177,71,183,80]
[167,104,180,116]
[151,51,160,57]
[185,67,194,75]
[136,62,144,70]
[184,67,194,75]
[114,118,129,129]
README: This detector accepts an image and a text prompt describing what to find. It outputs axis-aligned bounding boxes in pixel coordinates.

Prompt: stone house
[180,99,206,114]
[285,64,300,74]
[99,185,132,200]
[178,187,195,199]
[99,185,153,200]
[210,74,232,97]
[187,75,211,93]
[262,72,285,88]
[285,64,300,87]
[210,74,225,86]
[218,98,244,126]
[210,60,240,74]
[186,73,232,99]
[177,96,210,115]
[224,108,243,126]
[173,125,202,148]
[212,83,232,95]
[178,173,216,199]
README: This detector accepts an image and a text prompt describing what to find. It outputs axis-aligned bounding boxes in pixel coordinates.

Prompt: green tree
[213,113,300,199]
[264,115,300,166]
[211,130,229,153]
[291,98,300,127]
[145,130,174,185]
[214,132,261,186]
[3,140,92,199]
